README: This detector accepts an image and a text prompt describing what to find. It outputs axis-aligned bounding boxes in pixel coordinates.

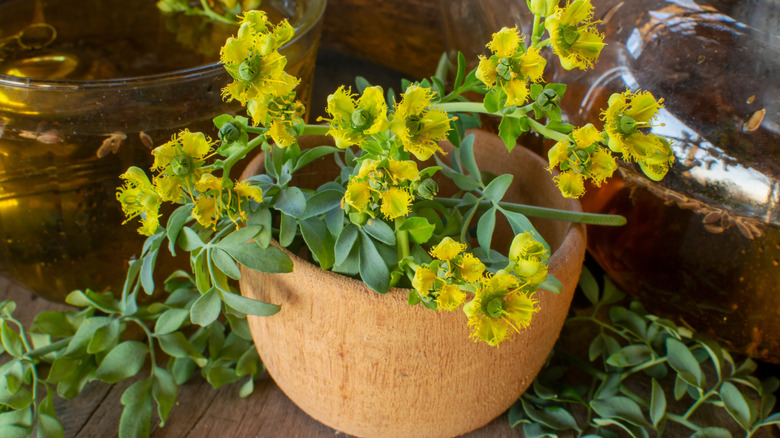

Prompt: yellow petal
[430,236,466,262]
[487,27,522,58]
[380,187,412,219]
[437,284,467,311]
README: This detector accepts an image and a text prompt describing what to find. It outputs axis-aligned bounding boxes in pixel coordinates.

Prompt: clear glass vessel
[552,0,780,362]
[0,0,326,302]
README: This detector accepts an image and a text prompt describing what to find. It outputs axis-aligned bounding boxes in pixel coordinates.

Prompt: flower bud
[238,57,261,82]
[170,154,194,177]
[219,121,242,143]
[349,211,369,226]
[529,0,558,18]
[535,88,559,110]
[416,178,438,200]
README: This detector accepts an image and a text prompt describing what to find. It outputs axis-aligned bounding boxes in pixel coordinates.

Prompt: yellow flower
[554,170,586,198]
[513,259,548,287]
[456,253,486,283]
[508,232,548,262]
[268,119,297,148]
[390,84,452,161]
[476,56,498,87]
[195,173,222,193]
[519,47,546,82]
[602,90,674,180]
[547,140,571,172]
[437,284,467,311]
[430,237,466,262]
[152,130,212,173]
[234,181,264,203]
[380,187,412,219]
[412,267,438,297]
[487,27,523,58]
[321,86,388,149]
[504,79,530,106]
[116,167,162,236]
[344,181,373,212]
[387,159,419,183]
[588,148,618,186]
[546,0,606,70]
[572,123,602,148]
[463,276,540,346]
[193,196,219,229]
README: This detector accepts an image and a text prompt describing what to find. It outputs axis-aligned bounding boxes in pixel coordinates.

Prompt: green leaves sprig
[0,272,264,438]
[509,267,780,438]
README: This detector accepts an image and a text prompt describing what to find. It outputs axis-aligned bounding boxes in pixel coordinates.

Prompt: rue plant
[510,268,780,438]
[0,0,679,436]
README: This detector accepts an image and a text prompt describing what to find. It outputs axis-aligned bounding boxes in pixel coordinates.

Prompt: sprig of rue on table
[510,267,780,438]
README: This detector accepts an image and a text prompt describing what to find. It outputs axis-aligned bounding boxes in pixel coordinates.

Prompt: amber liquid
[0,0,319,302]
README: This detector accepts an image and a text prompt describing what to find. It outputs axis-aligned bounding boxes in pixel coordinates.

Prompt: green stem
[682,389,717,420]
[526,118,567,142]
[130,317,157,368]
[302,124,330,137]
[438,101,489,114]
[18,337,71,359]
[395,217,410,261]
[531,15,542,46]
[565,316,633,341]
[196,0,236,25]
[438,102,568,142]
[533,38,552,50]
[433,197,626,227]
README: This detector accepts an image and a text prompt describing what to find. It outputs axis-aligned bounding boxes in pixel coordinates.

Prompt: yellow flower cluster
[476,27,546,106]
[601,90,675,181]
[344,158,420,220]
[220,11,304,147]
[117,130,264,235]
[547,124,618,198]
[546,0,606,70]
[412,234,546,346]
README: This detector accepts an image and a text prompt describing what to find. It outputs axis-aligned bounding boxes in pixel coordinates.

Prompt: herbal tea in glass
[0,0,325,302]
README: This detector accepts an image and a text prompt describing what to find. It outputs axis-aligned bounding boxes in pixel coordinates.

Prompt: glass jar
[551,0,780,362]
[0,0,326,302]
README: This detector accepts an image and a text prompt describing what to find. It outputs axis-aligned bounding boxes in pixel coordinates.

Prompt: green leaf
[221,291,280,317]
[211,247,241,280]
[87,318,120,354]
[666,337,704,388]
[0,387,32,410]
[157,332,207,366]
[754,412,780,428]
[589,333,620,362]
[498,115,528,151]
[277,211,297,248]
[483,173,513,203]
[606,345,653,368]
[239,377,255,398]
[31,311,75,338]
[178,226,205,252]
[590,396,651,427]
[222,242,293,274]
[539,275,562,294]
[0,425,31,438]
[236,348,260,377]
[520,398,580,431]
[674,375,689,401]
[152,366,178,426]
[359,232,390,294]
[483,87,502,113]
[205,365,241,389]
[300,217,335,270]
[476,207,497,253]
[63,316,111,358]
[690,427,733,438]
[190,288,222,326]
[457,134,481,182]
[218,225,261,248]
[37,414,64,438]
[166,206,193,256]
[579,266,600,305]
[119,381,153,438]
[650,378,666,428]
[276,186,306,218]
[335,224,359,265]
[439,165,481,191]
[1,321,23,357]
[363,219,396,246]
[294,146,340,171]
[95,341,148,383]
[170,357,197,385]
[302,190,344,218]
[398,217,435,244]
[720,381,755,429]
[154,307,191,335]
[609,306,647,339]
